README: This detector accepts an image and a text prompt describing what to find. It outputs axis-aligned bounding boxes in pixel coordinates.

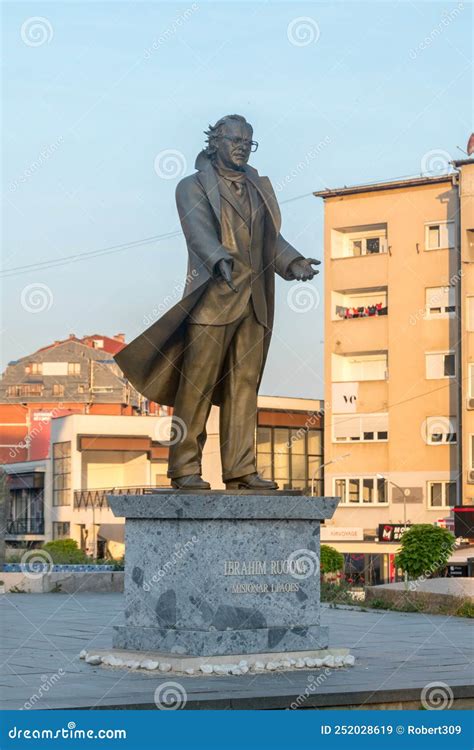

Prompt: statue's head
[204,114,258,170]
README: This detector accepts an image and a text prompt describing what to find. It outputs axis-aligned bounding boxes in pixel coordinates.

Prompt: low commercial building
[3,397,324,559]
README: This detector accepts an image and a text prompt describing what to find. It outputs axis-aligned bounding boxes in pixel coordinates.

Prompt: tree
[320,544,344,574]
[395,524,455,580]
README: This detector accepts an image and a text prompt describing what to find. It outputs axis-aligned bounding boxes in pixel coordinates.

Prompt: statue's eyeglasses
[219,136,259,153]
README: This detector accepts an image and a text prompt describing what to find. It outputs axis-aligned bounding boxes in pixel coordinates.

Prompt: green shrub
[320,544,344,574]
[395,524,455,580]
[5,553,23,563]
[369,598,393,610]
[41,539,88,565]
[89,556,124,570]
[320,580,353,605]
[110,555,125,571]
[455,600,474,618]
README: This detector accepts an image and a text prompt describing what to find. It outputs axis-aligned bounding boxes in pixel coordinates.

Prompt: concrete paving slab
[0,594,472,710]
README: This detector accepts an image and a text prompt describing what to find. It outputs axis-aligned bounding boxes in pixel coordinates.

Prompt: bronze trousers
[167,301,265,482]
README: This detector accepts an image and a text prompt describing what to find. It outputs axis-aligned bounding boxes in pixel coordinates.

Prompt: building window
[425,286,456,317]
[332,413,388,442]
[52,383,64,396]
[469,364,474,400]
[7,384,44,397]
[427,481,456,508]
[7,487,44,534]
[424,221,455,251]
[256,425,323,492]
[24,362,42,375]
[467,229,474,262]
[334,476,387,505]
[425,352,455,379]
[331,224,388,259]
[332,352,388,382]
[425,417,457,445]
[52,522,70,539]
[78,384,86,394]
[53,441,71,506]
[68,362,81,376]
[350,237,384,255]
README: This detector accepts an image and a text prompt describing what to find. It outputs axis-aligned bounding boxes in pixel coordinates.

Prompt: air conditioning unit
[467,470,474,484]
[467,398,474,410]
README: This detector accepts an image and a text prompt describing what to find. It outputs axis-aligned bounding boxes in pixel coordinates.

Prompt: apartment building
[315,159,474,581]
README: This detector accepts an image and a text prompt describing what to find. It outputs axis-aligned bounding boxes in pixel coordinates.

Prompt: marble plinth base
[108,492,338,658]
[113,624,330,654]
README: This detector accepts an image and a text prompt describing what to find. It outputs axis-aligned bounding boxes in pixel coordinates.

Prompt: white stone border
[80,648,355,675]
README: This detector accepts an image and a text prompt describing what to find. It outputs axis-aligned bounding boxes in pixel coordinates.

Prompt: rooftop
[314,173,453,199]
[35,333,126,357]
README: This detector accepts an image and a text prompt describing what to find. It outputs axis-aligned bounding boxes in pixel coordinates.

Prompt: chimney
[69,333,75,339]
[114,333,125,343]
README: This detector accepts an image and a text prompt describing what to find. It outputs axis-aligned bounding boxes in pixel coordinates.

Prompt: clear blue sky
[3,1,471,398]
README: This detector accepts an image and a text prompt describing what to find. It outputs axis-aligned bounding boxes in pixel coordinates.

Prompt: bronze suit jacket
[189,175,268,326]
[114,151,304,406]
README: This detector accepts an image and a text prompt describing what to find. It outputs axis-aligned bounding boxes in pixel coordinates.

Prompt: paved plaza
[0,594,472,710]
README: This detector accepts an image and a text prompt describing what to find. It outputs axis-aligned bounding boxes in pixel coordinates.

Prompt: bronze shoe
[225,472,278,490]
[171,474,211,490]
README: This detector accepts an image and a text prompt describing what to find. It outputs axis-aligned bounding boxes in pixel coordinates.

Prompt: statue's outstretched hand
[288,257,320,281]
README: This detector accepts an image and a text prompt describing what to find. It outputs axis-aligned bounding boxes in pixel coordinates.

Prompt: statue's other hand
[288,257,320,281]
[216,258,238,293]
[216,258,233,282]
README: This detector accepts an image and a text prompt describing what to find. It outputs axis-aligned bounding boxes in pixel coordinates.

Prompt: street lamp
[311,453,351,497]
[376,473,411,527]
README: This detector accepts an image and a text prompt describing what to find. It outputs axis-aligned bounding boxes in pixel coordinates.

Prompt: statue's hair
[203,114,253,160]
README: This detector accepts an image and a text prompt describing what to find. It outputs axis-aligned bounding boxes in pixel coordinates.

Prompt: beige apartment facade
[316,161,474,581]
[458,161,474,507]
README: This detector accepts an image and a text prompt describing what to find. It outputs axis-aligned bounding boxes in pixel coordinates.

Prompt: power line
[1,232,181,278]
[2,190,318,279]
[2,171,452,278]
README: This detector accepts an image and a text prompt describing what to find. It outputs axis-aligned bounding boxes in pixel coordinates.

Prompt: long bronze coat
[114,152,303,406]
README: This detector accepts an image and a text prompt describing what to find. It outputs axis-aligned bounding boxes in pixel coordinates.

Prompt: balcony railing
[7,518,45,535]
[73,485,169,510]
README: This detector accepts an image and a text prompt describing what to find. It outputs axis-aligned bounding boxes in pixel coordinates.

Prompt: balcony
[6,517,45,536]
[332,287,388,322]
[331,224,388,259]
[73,485,169,510]
[331,352,388,383]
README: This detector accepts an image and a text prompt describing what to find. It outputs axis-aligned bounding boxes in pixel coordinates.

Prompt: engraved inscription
[231,582,300,594]
[224,559,308,594]
[224,559,308,576]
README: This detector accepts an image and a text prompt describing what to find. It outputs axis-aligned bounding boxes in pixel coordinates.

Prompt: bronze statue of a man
[115,115,319,490]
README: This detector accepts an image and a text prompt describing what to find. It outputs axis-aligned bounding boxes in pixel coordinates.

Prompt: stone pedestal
[108,491,338,657]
